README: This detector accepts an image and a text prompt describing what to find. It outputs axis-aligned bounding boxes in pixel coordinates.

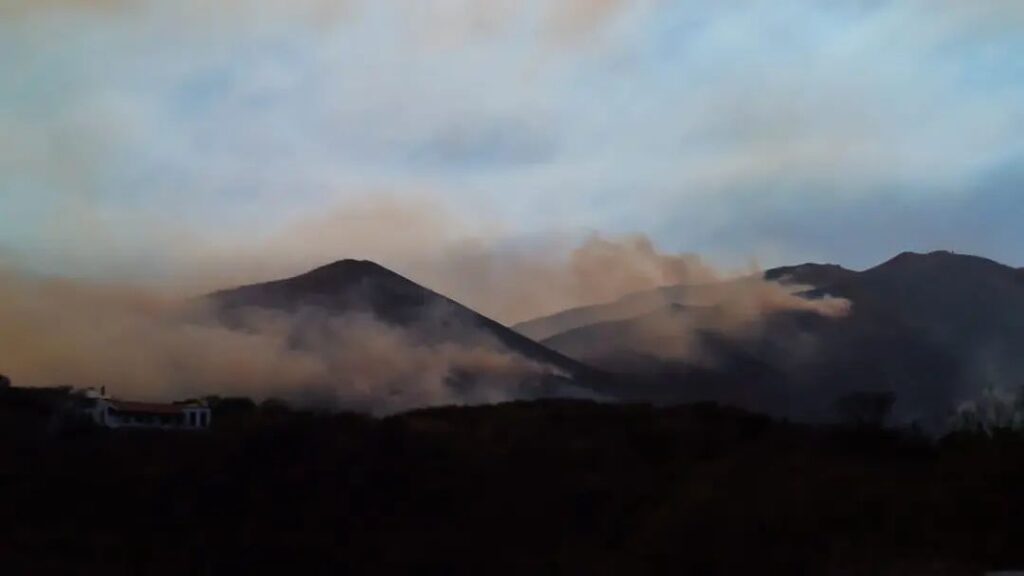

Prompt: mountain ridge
[520,250,1024,427]
[207,259,606,407]
[200,251,1024,425]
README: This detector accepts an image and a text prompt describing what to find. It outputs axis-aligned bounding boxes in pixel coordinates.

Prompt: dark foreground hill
[517,251,1024,428]
[2,395,1023,575]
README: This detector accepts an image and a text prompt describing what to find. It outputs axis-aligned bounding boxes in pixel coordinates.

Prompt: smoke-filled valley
[524,250,1024,429]
[6,226,1024,429]
[8,2,1024,572]
[0,230,852,415]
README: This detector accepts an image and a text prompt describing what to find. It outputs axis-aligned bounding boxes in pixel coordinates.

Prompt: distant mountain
[210,259,464,325]
[202,253,1024,426]
[514,278,768,341]
[799,251,1024,368]
[522,251,1024,428]
[208,260,603,404]
[764,262,856,287]
[540,303,700,362]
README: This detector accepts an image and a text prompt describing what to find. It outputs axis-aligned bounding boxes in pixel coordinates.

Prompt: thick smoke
[168,196,845,327]
[0,268,562,414]
[603,278,851,365]
[204,198,851,360]
[0,202,850,413]
[516,259,851,365]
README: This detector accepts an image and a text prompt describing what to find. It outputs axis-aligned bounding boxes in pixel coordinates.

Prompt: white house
[83,389,212,430]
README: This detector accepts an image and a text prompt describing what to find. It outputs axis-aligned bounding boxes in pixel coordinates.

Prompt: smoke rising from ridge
[539,277,852,366]
[0,195,850,412]
[159,195,847,325]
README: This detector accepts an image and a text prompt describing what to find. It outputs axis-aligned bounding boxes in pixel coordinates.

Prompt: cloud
[0,0,126,17]
[2,0,1023,287]
[546,0,633,39]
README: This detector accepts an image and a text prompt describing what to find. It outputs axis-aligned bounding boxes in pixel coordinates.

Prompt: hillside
[207,260,606,405]
[2,397,1021,575]
[514,278,769,341]
[521,251,1024,427]
[764,262,857,286]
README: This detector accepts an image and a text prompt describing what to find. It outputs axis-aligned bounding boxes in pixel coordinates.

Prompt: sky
[3,0,1024,288]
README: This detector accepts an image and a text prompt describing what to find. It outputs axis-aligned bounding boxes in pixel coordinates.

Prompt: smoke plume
[0,267,567,413]
[0,201,850,413]
[170,197,816,326]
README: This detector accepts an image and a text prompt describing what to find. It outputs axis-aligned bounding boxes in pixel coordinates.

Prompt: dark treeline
[1,390,1023,575]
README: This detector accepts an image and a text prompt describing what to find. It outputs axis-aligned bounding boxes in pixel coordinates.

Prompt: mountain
[520,251,1024,427]
[764,262,856,287]
[514,278,770,341]
[540,303,702,362]
[208,260,604,404]
[201,253,1024,425]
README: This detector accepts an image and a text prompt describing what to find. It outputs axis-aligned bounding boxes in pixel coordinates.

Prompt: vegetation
[1,390,1023,574]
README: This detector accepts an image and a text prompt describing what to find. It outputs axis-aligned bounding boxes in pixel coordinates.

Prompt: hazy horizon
[3,0,1024,412]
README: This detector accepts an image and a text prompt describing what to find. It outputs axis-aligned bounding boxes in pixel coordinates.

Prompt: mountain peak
[258,259,421,297]
[206,258,422,320]
[299,258,396,280]
[764,262,855,288]
[888,250,956,263]
[206,258,597,382]
[869,250,1011,276]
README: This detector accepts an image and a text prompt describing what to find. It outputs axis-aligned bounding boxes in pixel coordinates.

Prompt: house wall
[90,400,211,430]
[182,408,211,429]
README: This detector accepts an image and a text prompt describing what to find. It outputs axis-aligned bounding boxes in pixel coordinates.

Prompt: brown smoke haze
[0,267,561,413]
[169,196,734,325]
[197,196,849,331]
[548,277,852,366]
[0,194,850,412]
